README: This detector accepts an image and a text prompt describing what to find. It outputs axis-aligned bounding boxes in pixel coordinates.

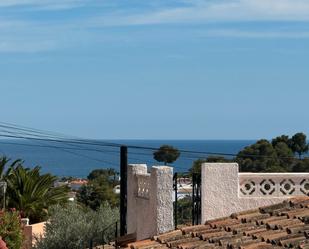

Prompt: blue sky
[1,0,309,140]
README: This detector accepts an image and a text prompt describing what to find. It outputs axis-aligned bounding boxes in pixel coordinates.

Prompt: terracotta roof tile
[255,215,284,225]
[290,197,309,207]
[177,240,207,249]
[277,234,306,247]
[259,202,291,214]
[166,237,200,248]
[266,217,302,230]
[181,225,211,234]
[128,240,162,249]
[193,228,222,237]
[154,230,183,243]
[207,218,240,229]
[131,197,309,249]
[243,227,267,236]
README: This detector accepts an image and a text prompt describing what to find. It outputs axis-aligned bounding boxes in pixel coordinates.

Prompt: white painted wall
[127,164,174,240]
[201,163,309,223]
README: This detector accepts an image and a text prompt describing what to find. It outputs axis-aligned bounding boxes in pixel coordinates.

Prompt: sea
[0,139,256,178]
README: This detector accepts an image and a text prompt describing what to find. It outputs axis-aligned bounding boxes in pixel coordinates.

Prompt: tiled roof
[69,179,88,184]
[127,197,309,249]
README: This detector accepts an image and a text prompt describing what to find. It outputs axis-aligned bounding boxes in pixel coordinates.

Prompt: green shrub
[34,202,119,249]
[6,166,69,223]
[0,210,23,249]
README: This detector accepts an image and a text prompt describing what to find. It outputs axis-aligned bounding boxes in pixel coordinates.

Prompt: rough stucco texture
[127,164,173,240]
[127,164,148,238]
[152,166,174,235]
[201,163,290,223]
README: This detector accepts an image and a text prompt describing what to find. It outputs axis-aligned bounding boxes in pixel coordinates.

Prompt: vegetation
[189,132,309,174]
[0,209,23,249]
[6,166,69,223]
[236,139,288,172]
[290,133,309,158]
[0,156,69,224]
[0,157,22,180]
[34,202,119,249]
[0,157,120,249]
[292,158,309,172]
[77,168,119,210]
[236,133,309,172]
[87,168,118,181]
[176,197,192,225]
[153,145,180,165]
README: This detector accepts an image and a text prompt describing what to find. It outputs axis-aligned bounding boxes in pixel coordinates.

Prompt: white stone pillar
[127,164,173,240]
[127,164,148,236]
[151,166,174,235]
[201,163,239,223]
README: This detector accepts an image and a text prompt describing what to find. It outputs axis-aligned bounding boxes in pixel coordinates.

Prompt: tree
[0,157,22,180]
[77,169,119,210]
[77,182,118,210]
[292,158,309,172]
[290,132,309,159]
[271,135,291,148]
[273,142,294,171]
[87,168,117,181]
[34,202,119,249]
[236,139,280,172]
[189,159,207,176]
[6,166,69,223]
[0,157,23,211]
[153,145,180,165]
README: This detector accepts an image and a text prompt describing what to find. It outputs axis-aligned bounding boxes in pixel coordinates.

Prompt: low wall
[127,164,173,240]
[23,222,45,249]
[201,163,309,223]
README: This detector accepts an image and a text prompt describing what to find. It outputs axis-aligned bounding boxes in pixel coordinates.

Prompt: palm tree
[0,157,23,210]
[6,166,69,223]
[0,156,22,180]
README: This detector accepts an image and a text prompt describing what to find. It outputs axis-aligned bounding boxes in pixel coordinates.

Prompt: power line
[55,147,119,167]
[0,132,120,167]
[0,140,119,155]
[0,122,123,147]
[0,133,121,148]
[0,138,188,170]
[0,122,304,161]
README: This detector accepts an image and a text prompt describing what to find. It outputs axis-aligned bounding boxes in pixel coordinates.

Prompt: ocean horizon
[0,139,258,177]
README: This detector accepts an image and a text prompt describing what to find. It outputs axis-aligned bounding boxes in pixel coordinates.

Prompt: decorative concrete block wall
[201,163,309,223]
[127,164,173,240]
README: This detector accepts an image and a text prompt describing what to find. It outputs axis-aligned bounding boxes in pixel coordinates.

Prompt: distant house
[53,180,69,188]
[69,179,88,191]
[113,185,120,194]
[68,191,76,201]
[175,183,192,200]
[109,175,120,182]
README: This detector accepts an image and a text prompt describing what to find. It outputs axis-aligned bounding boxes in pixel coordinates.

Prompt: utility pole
[120,146,128,236]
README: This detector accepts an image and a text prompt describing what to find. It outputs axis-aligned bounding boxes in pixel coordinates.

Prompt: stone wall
[201,163,309,223]
[127,164,173,240]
